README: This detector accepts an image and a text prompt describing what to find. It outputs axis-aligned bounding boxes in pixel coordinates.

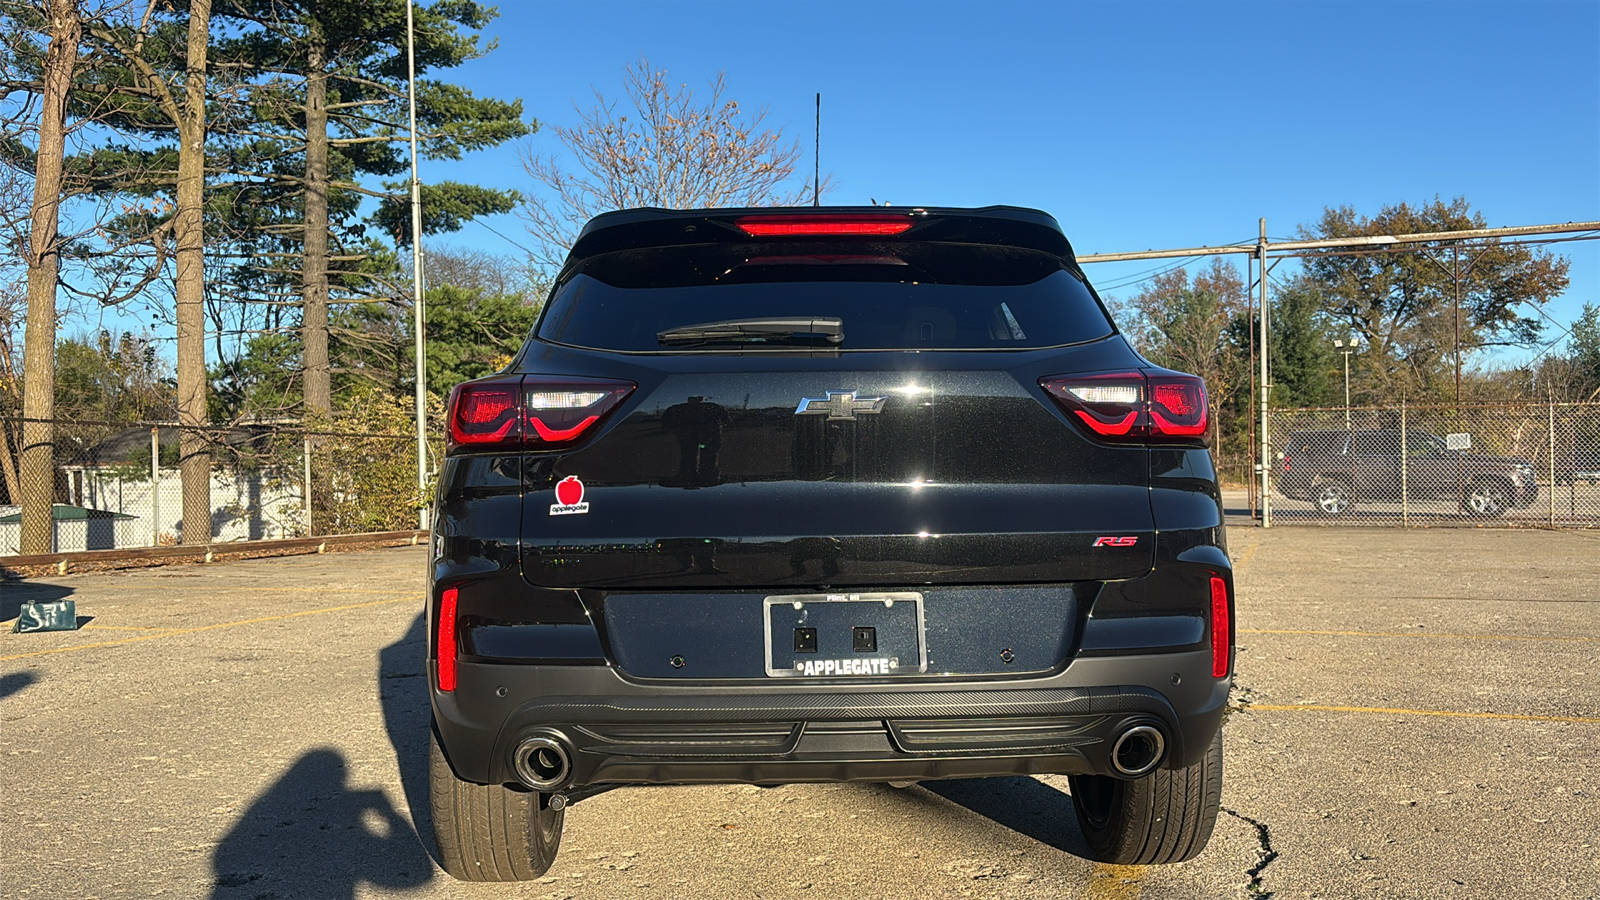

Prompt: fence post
[151,426,160,547]
[1549,398,1557,528]
[1400,397,1409,527]
[303,434,313,537]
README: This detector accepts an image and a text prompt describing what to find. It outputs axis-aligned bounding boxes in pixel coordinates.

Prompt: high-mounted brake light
[735,214,913,237]
[1040,370,1210,445]
[437,585,459,692]
[447,376,634,450]
[1209,575,1231,678]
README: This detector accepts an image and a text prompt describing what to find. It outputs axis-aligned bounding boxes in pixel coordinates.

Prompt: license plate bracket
[763,592,927,678]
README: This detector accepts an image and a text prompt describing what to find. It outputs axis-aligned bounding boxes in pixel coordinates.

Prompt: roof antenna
[813,92,820,207]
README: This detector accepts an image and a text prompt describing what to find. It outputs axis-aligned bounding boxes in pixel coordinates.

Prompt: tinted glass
[1351,431,1401,455]
[536,242,1114,352]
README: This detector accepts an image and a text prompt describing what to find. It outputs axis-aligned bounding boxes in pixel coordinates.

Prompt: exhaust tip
[512,732,572,791]
[1110,724,1166,777]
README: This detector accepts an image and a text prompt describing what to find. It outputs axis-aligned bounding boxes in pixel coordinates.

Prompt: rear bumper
[431,648,1229,790]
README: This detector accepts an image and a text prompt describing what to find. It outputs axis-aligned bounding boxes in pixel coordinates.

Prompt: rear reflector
[447,376,635,450]
[1210,575,1230,678]
[1040,370,1210,445]
[735,214,913,236]
[437,586,459,692]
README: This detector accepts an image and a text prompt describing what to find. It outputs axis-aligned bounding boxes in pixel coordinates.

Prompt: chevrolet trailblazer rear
[426,207,1234,879]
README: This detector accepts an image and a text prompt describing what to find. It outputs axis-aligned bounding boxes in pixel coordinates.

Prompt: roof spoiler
[561,205,1078,275]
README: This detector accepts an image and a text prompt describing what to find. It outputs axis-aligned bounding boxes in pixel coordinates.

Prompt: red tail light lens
[446,376,635,450]
[1040,370,1210,445]
[1149,376,1208,437]
[437,585,459,692]
[735,214,913,236]
[1209,575,1231,678]
[448,379,522,446]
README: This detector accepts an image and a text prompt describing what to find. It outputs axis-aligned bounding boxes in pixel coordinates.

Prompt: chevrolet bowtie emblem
[795,391,888,421]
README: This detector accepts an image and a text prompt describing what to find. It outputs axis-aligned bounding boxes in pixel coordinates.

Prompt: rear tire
[430,724,564,881]
[1462,479,1509,518]
[1068,728,1223,865]
[1312,478,1353,516]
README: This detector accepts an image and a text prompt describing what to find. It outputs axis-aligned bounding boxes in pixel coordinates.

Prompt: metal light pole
[1334,335,1360,429]
[406,0,428,531]
[1257,219,1271,528]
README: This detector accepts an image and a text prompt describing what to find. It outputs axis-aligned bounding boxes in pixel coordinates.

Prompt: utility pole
[406,0,428,531]
[1453,243,1461,410]
[1257,218,1271,528]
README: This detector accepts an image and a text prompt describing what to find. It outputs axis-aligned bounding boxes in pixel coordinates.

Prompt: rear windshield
[536,241,1115,352]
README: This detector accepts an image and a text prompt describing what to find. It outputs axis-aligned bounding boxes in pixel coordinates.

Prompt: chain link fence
[1265,401,1600,527]
[0,416,424,555]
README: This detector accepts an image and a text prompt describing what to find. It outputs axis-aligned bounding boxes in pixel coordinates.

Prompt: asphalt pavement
[2,522,1597,899]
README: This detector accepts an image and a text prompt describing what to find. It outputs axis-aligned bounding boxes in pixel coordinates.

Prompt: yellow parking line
[1249,704,1600,725]
[1231,538,1261,571]
[75,585,419,596]
[1086,864,1143,900]
[0,595,420,662]
[1240,628,1597,643]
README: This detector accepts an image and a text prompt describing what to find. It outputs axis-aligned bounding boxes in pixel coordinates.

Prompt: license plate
[763,592,927,678]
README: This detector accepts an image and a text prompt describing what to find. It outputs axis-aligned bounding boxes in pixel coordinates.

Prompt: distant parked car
[1275,428,1538,517]
[1554,449,1600,486]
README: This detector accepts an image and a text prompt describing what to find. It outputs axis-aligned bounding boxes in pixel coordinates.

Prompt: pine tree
[211,0,529,419]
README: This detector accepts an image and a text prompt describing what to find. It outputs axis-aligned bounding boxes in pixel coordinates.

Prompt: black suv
[427,206,1233,880]
[1275,428,1538,517]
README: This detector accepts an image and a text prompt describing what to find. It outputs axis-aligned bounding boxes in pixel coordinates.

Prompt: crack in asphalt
[1220,806,1278,898]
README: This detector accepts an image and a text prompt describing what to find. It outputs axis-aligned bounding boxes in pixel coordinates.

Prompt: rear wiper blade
[657,317,844,346]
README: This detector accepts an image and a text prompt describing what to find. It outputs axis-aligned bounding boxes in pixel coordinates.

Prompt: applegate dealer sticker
[549,475,590,515]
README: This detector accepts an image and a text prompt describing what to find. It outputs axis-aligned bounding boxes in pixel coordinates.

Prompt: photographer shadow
[209,611,438,897]
[208,749,432,898]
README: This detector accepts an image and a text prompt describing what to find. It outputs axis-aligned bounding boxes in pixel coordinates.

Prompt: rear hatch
[505,210,1164,589]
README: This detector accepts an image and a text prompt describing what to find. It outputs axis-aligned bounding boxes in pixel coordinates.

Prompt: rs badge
[1092,536,1139,547]
[549,476,590,516]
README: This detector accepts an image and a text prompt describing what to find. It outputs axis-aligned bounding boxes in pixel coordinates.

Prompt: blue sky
[419,0,1599,370]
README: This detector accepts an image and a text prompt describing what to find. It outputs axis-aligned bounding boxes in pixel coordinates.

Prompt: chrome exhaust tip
[1110,724,1166,777]
[512,732,572,791]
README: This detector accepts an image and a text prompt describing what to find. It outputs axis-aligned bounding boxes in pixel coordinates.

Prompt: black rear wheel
[430,723,564,881]
[1068,728,1223,865]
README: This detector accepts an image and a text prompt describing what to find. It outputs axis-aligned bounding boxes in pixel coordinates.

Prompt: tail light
[1282,454,1291,474]
[1040,370,1209,445]
[447,375,634,450]
[1209,575,1231,678]
[437,585,459,692]
[734,214,913,236]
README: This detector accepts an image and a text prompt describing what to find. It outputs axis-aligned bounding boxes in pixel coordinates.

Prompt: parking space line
[1231,537,1262,571]
[0,594,420,662]
[1240,627,1597,643]
[1249,704,1600,724]
[1086,863,1143,899]
[68,585,418,596]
